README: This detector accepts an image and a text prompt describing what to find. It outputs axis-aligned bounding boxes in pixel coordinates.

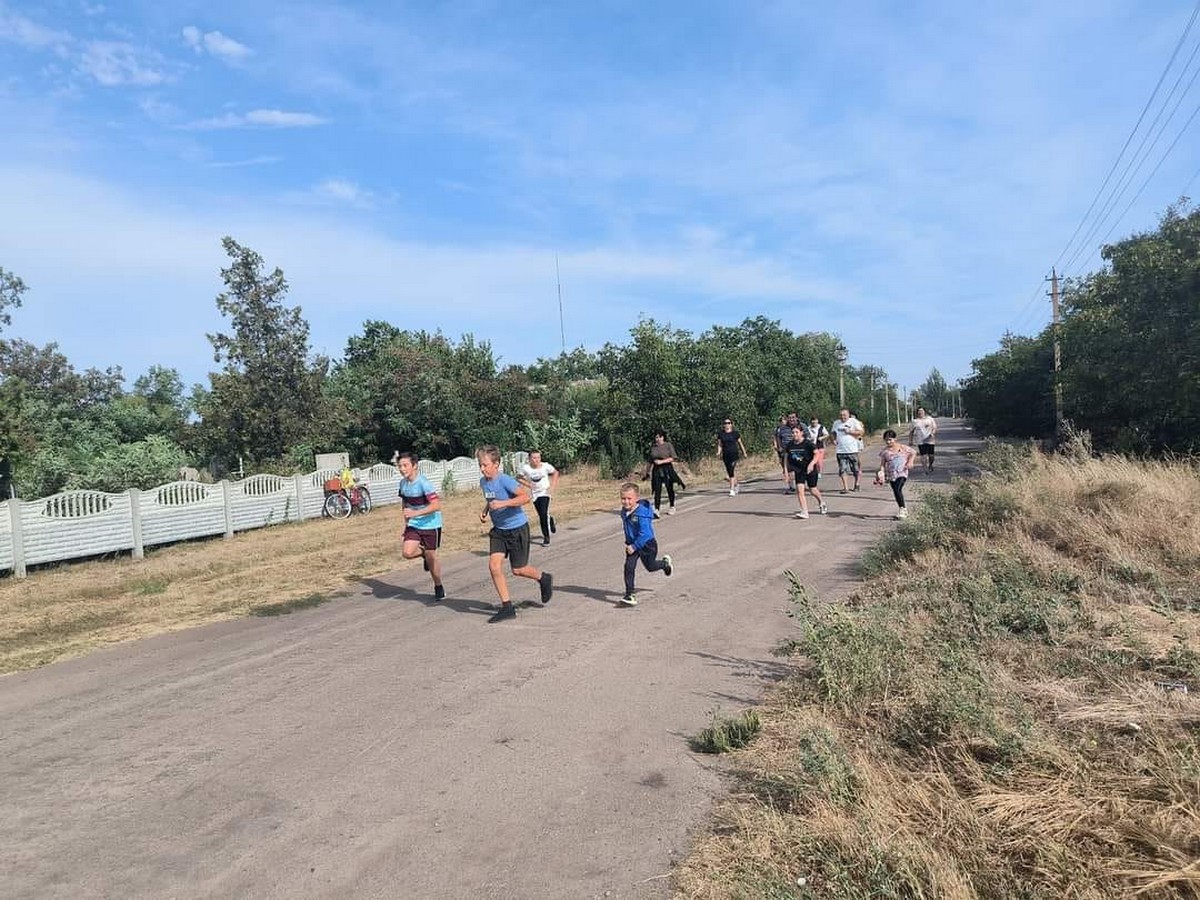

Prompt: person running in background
[518,450,559,546]
[784,424,827,519]
[805,415,830,447]
[909,407,939,474]
[618,482,673,607]
[715,418,748,496]
[477,445,554,623]
[396,452,445,600]
[831,408,865,493]
[773,415,796,494]
[648,430,683,516]
[878,430,918,519]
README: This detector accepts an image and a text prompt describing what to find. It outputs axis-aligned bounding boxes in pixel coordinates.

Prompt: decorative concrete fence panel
[141,482,228,547]
[230,474,298,531]
[0,505,13,572]
[20,490,135,567]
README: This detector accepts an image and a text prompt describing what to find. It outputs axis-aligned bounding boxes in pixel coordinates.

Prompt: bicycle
[322,476,373,519]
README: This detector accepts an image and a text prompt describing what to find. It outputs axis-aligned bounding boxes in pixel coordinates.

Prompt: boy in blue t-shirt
[618,482,673,607]
[477,445,553,623]
[395,452,445,600]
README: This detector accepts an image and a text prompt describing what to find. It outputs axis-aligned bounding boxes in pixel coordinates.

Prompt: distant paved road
[0,423,979,899]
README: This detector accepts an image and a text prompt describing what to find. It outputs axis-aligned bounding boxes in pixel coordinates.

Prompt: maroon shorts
[403,526,442,552]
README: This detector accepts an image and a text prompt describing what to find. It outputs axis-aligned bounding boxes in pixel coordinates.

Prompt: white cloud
[77,41,165,86]
[206,155,281,169]
[182,26,252,63]
[0,7,71,51]
[187,108,327,129]
[312,179,371,205]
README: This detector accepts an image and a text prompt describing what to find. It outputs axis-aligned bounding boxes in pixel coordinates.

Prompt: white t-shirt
[519,462,557,499]
[911,416,937,444]
[832,418,864,454]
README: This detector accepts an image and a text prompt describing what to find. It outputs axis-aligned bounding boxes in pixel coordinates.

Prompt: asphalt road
[0,422,979,899]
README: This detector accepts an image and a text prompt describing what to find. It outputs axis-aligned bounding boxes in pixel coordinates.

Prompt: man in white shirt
[518,450,560,546]
[831,408,865,493]
[908,407,938,473]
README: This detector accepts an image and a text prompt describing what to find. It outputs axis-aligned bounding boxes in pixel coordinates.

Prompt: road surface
[0,423,979,899]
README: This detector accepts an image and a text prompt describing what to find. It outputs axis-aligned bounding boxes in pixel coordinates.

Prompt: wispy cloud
[77,40,166,86]
[181,26,252,63]
[0,7,71,51]
[186,108,328,129]
[206,155,282,169]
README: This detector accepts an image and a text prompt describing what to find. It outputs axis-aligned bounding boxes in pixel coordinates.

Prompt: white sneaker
[896,508,908,519]
[819,503,828,515]
[729,487,735,496]
[794,510,809,519]
[619,594,638,606]
[667,505,676,515]
[652,508,661,519]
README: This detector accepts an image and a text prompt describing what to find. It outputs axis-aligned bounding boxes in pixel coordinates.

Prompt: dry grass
[675,447,1200,899]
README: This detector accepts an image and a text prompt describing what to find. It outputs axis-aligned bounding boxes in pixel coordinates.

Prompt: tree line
[1,238,907,498]
[962,202,1200,454]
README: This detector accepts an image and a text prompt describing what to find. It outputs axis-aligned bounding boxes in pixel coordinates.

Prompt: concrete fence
[0,452,529,578]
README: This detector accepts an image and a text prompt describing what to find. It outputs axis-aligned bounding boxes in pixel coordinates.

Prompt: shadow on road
[554,583,629,606]
[357,577,496,616]
[686,650,794,682]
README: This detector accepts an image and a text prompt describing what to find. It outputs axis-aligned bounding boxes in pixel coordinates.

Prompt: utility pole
[555,254,566,355]
[836,345,848,408]
[869,373,875,413]
[1048,267,1063,436]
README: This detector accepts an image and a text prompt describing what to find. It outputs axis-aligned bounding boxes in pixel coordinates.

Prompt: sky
[2,0,1199,397]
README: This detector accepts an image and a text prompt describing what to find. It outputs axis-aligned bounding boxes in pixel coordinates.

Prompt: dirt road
[0,423,978,899]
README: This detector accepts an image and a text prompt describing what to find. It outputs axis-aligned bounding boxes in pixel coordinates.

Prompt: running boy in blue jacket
[619,482,673,607]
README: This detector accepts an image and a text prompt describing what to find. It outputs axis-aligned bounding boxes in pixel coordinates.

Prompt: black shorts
[489,523,531,568]
[789,466,820,489]
[918,443,935,457]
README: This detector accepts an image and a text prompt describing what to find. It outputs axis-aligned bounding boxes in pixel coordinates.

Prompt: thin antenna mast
[555,254,566,355]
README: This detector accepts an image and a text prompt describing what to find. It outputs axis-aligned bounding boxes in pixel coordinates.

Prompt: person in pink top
[877,429,918,519]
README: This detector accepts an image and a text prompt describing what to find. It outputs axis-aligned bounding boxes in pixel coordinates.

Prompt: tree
[960,332,1055,439]
[916,368,949,415]
[0,266,26,333]
[193,238,332,467]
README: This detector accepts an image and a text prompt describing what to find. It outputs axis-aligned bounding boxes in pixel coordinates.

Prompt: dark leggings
[651,466,676,510]
[533,496,552,537]
[624,538,667,594]
[890,476,908,509]
[723,455,738,478]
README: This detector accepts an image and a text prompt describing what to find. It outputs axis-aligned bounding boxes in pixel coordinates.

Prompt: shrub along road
[0,423,979,899]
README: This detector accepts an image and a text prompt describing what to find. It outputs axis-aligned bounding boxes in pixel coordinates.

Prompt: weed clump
[691,710,762,754]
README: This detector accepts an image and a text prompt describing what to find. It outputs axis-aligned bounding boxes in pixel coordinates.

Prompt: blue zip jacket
[621,498,656,550]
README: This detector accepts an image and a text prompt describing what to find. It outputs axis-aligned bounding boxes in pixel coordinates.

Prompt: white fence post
[8,499,26,579]
[128,488,144,560]
[293,474,304,522]
[222,480,234,538]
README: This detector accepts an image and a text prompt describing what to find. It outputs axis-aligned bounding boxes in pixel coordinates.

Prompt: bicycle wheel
[324,491,352,519]
[356,485,373,514]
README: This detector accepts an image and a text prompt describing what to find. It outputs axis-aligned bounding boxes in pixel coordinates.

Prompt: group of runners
[388,407,940,622]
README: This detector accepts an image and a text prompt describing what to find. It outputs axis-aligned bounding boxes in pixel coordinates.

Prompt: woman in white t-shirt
[519,450,560,546]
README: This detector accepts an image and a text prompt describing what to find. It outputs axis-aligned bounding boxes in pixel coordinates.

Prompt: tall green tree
[1060,203,1200,452]
[961,332,1055,439]
[0,266,27,333]
[194,237,331,467]
[915,368,950,414]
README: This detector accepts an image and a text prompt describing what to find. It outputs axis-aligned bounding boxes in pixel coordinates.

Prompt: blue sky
[2,0,1198,397]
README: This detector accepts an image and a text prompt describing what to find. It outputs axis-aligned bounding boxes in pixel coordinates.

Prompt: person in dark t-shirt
[715,418,747,496]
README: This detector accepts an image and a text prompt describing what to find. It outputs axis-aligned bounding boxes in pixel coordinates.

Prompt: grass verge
[675,442,1200,899]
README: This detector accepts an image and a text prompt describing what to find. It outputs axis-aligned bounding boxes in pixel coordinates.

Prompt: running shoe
[794,510,809,519]
[539,572,554,604]
[819,503,828,515]
[728,487,735,496]
[662,554,673,577]
[667,505,677,515]
[487,603,516,623]
[542,536,550,546]
[434,584,446,601]
[619,594,638,607]
[652,508,661,519]
[422,552,429,572]
[550,516,557,534]
[896,508,909,519]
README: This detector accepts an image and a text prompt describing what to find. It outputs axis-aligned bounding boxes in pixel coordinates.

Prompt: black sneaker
[662,554,673,577]
[549,516,556,534]
[542,536,550,546]
[422,552,429,572]
[539,572,554,604]
[487,603,516,623]
[434,584,445,601]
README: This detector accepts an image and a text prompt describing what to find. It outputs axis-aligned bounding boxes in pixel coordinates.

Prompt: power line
[1052,0,1200,274]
